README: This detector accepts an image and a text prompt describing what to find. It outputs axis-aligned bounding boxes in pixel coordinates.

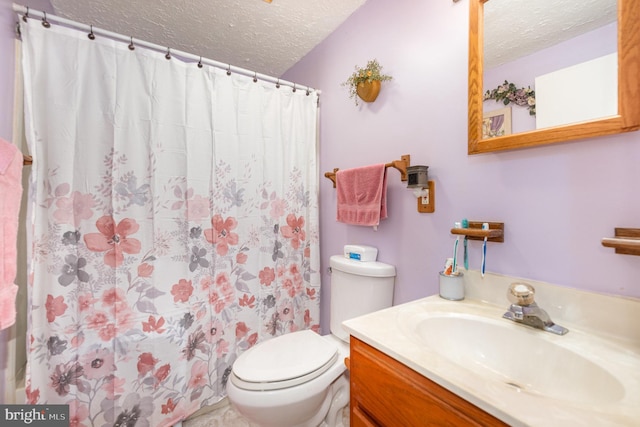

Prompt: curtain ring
[276,79,280,89]
[292,83,297,93]
[128,37,135,51]
[41,11,51,28]
[226,65,231,76]
[165,47,171,60]
[253,72,258,83]
[22,7,29,23]
[306,87,310,96]
[197,56,203,68]
[88,25,95,40]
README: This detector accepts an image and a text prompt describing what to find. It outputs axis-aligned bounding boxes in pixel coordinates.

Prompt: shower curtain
[20,19,320,427]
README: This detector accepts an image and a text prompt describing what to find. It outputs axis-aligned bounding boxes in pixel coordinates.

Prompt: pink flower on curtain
[137,262,154,277]
[204,214,239,256]
[45,294,68,322]
[98,324,117,341]
[188,360,208,388]
[270,199,285,218]
[200,276,213,291]
[281,214,305,249]
[87,312,108,330]
[84,216,142,267]
[277,300,294,322]
[204,319,224,343]
[161,398,176,415]
[236,252,248,264]
[209,272,234,313]
[239,294,255,308]
[77,293,97,312]
[25,385,40,404]
[142,315,166,333]
[53,191,95,227]
[68,399,89,427]
[137,352,158,376]
[154,363,171,386]
[80,348,115,380]
[259,267,275,286]
[102,288,127,311]
[102,376,125,400]
[186,195,210,221]
[171,279,194,303]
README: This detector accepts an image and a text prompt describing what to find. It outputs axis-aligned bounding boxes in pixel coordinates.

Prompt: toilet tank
[329,255,396,342]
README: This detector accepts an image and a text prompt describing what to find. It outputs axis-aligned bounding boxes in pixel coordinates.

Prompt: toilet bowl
[226,331,349,427]
[227,251,396,427]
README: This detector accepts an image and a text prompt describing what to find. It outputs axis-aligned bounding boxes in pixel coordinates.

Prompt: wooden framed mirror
[468,0,640,154]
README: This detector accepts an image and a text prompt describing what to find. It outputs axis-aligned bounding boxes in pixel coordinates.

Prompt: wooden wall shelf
[450,221,504,243]
[602,228,640,256]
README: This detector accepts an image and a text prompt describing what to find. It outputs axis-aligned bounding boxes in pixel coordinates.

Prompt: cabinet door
[350,337,507,427]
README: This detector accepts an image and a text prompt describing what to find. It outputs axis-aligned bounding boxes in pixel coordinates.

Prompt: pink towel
[0,138,23,330]
[336,163,387,227]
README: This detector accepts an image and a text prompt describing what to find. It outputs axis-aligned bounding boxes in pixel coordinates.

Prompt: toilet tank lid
[330,255,396,277]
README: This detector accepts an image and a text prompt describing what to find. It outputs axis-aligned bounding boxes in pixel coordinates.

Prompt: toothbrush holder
[439,271,465,301]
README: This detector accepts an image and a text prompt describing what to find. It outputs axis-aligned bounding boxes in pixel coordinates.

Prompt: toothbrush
[481,222,489,277]
[452,222,461,273]
[461,218,469,270]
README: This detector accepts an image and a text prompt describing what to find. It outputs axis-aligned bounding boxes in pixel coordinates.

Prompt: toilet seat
[231,330,339,391]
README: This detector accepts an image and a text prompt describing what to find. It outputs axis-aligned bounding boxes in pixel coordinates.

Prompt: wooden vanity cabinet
[349,337,508,427]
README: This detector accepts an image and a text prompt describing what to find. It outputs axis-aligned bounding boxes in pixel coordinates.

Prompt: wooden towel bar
[324,154,410,188]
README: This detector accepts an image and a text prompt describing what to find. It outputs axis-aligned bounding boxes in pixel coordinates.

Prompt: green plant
[342,59,392,106]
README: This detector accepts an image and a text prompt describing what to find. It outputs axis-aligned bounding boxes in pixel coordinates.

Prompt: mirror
[468,0,640,154]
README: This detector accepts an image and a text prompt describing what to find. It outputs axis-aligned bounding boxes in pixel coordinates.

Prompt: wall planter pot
[356,80,381,103]
[342,59,392,106]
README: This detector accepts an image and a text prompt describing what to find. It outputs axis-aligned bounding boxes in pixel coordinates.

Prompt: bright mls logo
[1,405,69,426]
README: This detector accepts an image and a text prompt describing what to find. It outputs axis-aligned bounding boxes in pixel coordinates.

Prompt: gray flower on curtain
[58,254,90,286]
[263,294,276,309]
[47,336,68,356]
[114,175,150,206]
[189,246,209,272]
[272,240,284,262]
[182,329,207,361]
[179,312,194,330]
[50,361,84,397]
[61,230,81,245]
[103,392,154,427]
[189,226,202,239]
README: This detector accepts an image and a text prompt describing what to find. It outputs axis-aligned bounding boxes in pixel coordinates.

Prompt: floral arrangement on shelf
[484,80,536,116]
[342,59,392,106]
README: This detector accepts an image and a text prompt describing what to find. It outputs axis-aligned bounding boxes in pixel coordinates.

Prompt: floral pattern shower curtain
[20,19,319,427]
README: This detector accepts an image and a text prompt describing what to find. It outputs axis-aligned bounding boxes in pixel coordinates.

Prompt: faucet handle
[507,282,535,306]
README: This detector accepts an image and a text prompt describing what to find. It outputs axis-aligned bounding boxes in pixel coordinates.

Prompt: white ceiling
[49,0,368,77]
[484,0,617,69]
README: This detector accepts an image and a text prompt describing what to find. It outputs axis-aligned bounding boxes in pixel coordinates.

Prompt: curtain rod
[12,3,321,96]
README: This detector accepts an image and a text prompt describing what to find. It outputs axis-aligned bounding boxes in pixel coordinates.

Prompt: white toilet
[226,251,396,427]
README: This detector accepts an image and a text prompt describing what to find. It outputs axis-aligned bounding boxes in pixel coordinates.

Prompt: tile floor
[183,398,350,427]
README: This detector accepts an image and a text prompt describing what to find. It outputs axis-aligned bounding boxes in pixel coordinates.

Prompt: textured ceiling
[49,0,368,77]
[484,0,617,69]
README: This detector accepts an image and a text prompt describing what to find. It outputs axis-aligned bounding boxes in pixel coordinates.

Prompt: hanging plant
[484,80,536,116]
[342,59,393,106]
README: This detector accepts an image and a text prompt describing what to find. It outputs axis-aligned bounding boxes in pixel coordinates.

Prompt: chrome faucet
[502,283,568,335]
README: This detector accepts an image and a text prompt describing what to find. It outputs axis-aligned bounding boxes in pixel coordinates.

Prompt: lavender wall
[283,0,640,334]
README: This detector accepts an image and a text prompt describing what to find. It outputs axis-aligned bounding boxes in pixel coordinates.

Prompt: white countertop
[342,270,640,426]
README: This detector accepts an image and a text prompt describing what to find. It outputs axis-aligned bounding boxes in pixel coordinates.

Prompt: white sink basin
[343,280,640,427]
[410,313,624,404]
